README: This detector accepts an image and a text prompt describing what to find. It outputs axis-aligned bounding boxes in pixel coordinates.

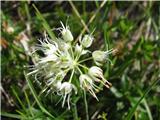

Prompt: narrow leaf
[125,79,160,120]
[24,72,55,119]
[32,4,56,41]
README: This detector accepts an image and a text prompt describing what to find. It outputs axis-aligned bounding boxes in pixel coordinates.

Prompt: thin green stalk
[78,57,93,64]
[73,103,78,120]
[78,63,89,70]
[1,112,23,119]
[32,4,56,41]
[24,91,34,117]
[74,1,107,44]
[83,90,89,120]
[143,98,153,120]
[69,0,90,33]
[69,69,75,83]
[11,88,26,112]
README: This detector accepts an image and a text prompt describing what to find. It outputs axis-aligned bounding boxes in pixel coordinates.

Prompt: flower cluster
[28,22,113,109]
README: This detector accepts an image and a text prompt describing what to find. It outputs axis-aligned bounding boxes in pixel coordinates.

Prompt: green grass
[1,1,160,120]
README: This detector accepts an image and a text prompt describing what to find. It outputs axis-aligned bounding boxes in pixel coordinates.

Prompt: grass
[1,1,160,120]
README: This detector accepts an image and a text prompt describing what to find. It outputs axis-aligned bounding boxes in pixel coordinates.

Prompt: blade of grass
[11,87,26,112]
[24,72,55,119]
[74,0,107,44]
[83,90,89,120]
[1,112,23,119]
[69,0,90,33]
[32,4,56,41]
[24,90,34,117]
[143,98,153,120]
[125,79,160,120]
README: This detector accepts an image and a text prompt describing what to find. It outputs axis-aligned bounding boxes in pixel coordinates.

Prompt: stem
[69,69,75,83]
[73,103,78,120]
[78,57,93,64]
[83,90,89,120]
[70,44,74,59]
[76,66,83,75]
[78,63,89,70]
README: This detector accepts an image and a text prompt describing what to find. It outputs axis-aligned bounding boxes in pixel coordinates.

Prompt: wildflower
[79,74,99,100]
[81,34,93,48]
[60,22,73,42]
[88,66,112,88]
[59,82,77,109]
[92,49,114,66]
[28,21,113,109]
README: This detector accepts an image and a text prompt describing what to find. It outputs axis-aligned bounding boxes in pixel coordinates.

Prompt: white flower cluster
[28,22,113,109]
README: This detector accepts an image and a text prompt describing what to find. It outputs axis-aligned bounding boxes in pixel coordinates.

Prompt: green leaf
[24,72,55,119]
[1,112,23,119]
[125,79,160,120]
[32,4,56,41]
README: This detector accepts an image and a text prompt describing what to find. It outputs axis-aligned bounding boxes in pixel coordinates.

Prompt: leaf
[1,112,23,119]
[32,4,56,41]
[125,79,160,120]
[24,72,55,119]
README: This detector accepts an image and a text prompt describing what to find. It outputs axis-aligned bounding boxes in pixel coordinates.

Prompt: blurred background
[1,1,160,120]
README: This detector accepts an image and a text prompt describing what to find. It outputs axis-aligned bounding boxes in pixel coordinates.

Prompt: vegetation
[1,1,160,120]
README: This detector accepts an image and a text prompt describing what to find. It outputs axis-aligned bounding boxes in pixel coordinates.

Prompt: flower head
[28,22,113,109]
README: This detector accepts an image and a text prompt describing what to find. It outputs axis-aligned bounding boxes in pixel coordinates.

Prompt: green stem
[69,69,75,83]
[73,103,78,120]
[83,90,89,120]
[78,63,89,70]
[76,66,83,75]
[78,57,93,64]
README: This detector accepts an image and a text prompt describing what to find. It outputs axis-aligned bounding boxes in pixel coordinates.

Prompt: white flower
[79,74,99,100]
[92,49,114,66]
[38,37,58,55]
[88,66,103,78]
[46,78,62,91]
[60,22,73,42]
[81,34,93,48]
[59,82,77,109]
[88,66,112,88]
[39,54,58,63]
[75,43,82,55]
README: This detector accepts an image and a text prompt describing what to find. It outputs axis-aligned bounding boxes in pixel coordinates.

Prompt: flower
[88,66,112,88]
[92,49,114,66]
[60,22,73,42]
[28,21,113,109]
[59,82,77,109]
[80,34,93,48]
[79,74,99,100]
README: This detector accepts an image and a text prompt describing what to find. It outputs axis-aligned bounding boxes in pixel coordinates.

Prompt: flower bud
[60,82,77,109]
[88,66,112,88]
[60,82,77,94]
[79,74,93,88]
[88,66,103,78]
[79,74,99,100]
[92,50,106,66]
[81,35,93,48]
[75,43,82,55]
